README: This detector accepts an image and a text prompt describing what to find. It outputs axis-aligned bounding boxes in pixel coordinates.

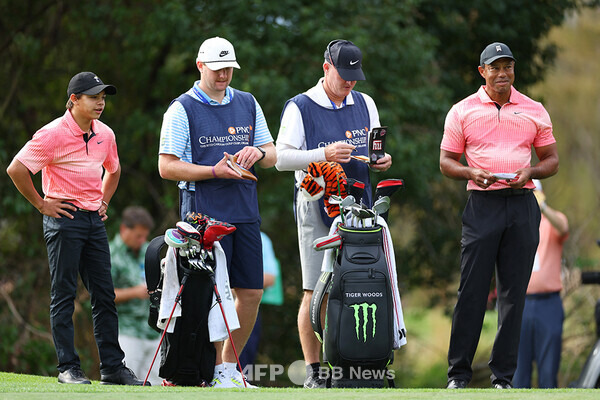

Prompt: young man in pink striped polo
[7,72,144,386]
[439,42,559,389]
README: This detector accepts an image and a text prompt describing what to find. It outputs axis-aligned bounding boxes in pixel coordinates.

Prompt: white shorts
[296,192,329,291]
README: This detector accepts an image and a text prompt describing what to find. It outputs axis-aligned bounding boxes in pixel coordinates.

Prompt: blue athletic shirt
[159,81,272,191]
[287,91,372,226]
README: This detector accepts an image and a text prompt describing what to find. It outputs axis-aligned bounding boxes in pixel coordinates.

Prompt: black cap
[67,72,117,97]
[480,42,515,66]
[324,40,366,81]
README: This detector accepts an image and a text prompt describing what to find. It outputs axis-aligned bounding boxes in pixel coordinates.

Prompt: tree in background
[0,0,596,383]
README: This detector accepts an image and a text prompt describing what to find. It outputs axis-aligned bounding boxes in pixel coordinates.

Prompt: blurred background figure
[513,180,569,388]
[239,231,283,371]
[109,206,161,384]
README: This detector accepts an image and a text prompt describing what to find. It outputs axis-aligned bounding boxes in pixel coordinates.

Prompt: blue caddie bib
[177,90,259,223]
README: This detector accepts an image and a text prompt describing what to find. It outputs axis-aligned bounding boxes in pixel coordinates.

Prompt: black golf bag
[316,224,395,388]
[144,235,216,386]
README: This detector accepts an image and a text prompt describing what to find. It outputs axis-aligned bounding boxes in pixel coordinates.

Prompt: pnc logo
[228,127,236,134]
[345,131,352,139]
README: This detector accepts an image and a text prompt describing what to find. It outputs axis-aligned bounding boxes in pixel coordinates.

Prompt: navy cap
[480,42,515,66]
[324,40,366,81]
[67,72,117,97]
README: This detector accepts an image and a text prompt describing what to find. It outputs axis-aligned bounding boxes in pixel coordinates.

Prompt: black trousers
[447,190,540,384]
[43,210,125,374]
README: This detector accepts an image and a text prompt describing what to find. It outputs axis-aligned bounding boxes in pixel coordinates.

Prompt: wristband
[102,200,109,208]
[212,166,217,178]
[255,146,266,161]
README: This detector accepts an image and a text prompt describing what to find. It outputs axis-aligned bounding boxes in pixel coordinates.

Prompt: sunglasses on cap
[326,39,345,68]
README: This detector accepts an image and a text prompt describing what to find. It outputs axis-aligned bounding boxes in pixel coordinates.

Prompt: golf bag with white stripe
[321,224,395,388]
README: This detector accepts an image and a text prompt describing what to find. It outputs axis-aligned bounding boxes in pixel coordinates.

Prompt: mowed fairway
[0,372,597,400]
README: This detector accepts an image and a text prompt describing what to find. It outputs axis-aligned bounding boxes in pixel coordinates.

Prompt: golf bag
[144,235,216,386]
[320,224,395,388]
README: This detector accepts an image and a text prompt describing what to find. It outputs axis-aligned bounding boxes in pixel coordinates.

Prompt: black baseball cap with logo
[480,42,515,66]
[324,40,366,81]
[67,72,117,97]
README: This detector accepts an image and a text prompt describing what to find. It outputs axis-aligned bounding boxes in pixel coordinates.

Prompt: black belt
[526,291,560,299]
[473,188,533,197]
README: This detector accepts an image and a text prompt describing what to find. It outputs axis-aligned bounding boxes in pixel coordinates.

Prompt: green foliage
[0,0,593,381]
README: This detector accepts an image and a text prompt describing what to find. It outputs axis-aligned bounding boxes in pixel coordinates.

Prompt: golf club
[345,178,365,205]
[202,221,236,250]
[164,228,189,249]
[374,179,404,200]
[374,179,404,221]
[372,196,390,222]
[313,233,342,251]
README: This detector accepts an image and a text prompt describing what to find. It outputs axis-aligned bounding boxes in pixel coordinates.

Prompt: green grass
[0,372,598,400]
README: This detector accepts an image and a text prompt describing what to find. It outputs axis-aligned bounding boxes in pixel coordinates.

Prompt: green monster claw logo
[350,303,377,342]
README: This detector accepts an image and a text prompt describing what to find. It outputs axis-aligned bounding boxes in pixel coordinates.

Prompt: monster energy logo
[350,302,377,342]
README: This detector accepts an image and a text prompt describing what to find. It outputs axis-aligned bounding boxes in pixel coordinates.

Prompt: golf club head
[328,194,344,205]
[350,205,374,219]
[312,233,342,251]
[176,221,202,241]
[188,257,213,273]
[202,220,237,250]
[345,178,365,205]
[340,195,356,210]
[374,178,404,200]
[184,211,210,232]
[164,228,189,249]
[373,196,391,215]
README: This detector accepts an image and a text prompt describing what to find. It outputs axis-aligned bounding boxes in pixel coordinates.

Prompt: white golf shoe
[210,371,237,388]
[226,368,258,389]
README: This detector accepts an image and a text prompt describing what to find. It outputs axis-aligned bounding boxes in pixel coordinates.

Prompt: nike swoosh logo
[514,112,522,115]
[97,141,104,144]
[350,60,359,65]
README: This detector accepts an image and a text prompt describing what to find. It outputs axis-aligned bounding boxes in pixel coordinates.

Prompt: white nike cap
[197,37,241,71]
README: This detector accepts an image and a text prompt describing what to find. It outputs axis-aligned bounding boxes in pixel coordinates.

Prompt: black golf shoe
[58,367,91,384]
[446,379,468,389]
[100,366,147,385]
[492,380,512,389]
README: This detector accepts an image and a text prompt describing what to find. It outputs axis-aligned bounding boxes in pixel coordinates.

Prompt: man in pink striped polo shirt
[440,42,559,389]
[7,72,144,386]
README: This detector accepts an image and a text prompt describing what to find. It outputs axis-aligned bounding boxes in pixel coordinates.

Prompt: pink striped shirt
[527,212,568,294]
[441,86,555,191]
[16,110,119,210]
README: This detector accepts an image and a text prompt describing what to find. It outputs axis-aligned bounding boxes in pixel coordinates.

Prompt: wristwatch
[255,146,266,161]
